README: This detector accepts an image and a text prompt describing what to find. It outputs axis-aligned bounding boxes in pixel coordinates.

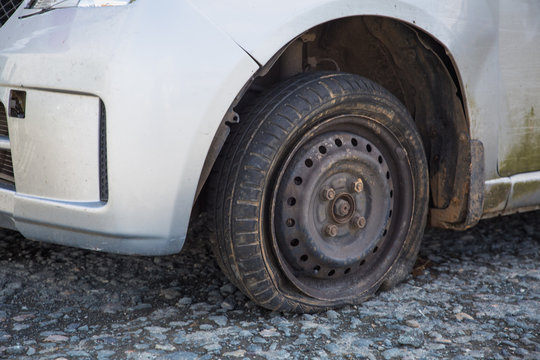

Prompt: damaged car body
[0,0,538,311]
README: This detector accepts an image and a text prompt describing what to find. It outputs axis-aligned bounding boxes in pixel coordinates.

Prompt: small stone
[223,349,246,357]
[405,319,420,328]
[239,330,253,337]
[382,348,401,359]
[13,314,34,322]
[260,328,279,337]
[455,312,475,321]
[44,334,69,342]
[515,348,529,356]
[150,307,179,320]
[221,299,235,311]
[130,303,152,311]
[397,329,424,348]
[324,343,341,354]
[97,350,115,359]
[326,310,340,320]
[48,311,64,319]
[65,323,81,333]
[434,338,452,344]
[204,343,221,352]
[500,340,518,347]
[209,315,227,327]
[101,303,122,314]
[164,352,198,360]
[13,323,31,331]
[220,283,236,296]
[252,336,267,344]
[67,350,91,357]
[155,343,176,351]
[145,326,169,334]
[6,345,25,355]
[39,319,58,327]
[177,297,192,306]
[161,288,181,300]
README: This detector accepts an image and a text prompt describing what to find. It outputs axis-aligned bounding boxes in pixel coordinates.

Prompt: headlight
[29,0,132,9]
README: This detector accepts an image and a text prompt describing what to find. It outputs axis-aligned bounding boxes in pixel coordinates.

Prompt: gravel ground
[0,211,539,360]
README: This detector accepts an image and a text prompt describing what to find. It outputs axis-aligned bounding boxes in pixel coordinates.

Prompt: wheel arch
[196,15,484,230]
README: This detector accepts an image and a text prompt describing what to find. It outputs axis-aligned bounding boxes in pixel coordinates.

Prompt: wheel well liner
[198,16,482,229]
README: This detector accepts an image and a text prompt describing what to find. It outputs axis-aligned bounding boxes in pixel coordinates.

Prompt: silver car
[0,0,538,312]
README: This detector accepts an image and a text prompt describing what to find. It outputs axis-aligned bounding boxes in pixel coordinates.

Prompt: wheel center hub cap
[331,194,355,223]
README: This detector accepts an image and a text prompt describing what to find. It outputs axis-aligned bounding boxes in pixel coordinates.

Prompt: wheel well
[200,16,477,229]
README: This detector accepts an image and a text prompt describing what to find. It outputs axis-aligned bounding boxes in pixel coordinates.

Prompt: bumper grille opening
[0,149,14,186]
[0,103,8,137]
[0,0,24,28]
[99,100,108,202]
[0,101,14,189]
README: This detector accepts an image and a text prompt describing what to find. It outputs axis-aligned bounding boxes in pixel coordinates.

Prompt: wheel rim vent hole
[386,171,390,179]
[313,265,321,273]
[389,210,392,218]
[378,156,383,164]
[360,260,366,266]
[383,229,387,236]
[294,177,303,185]
[319,146,327,154]
[366,144,372,152]
[328,269,335,277]
[287,197,296,206]
[300,254,308,262]
[373,246,378,253]
[390,190,393,198]
[335,139,343,147]
[286,218,295,227]
[344,268,351,275]
[305,159,313,167]
[290,238,299,247]
[351,138,358,146]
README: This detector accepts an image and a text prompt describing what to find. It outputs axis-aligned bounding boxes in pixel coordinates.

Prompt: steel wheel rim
[269,114,414,301]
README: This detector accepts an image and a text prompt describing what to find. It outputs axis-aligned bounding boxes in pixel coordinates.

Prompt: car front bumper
[0,1,259,254]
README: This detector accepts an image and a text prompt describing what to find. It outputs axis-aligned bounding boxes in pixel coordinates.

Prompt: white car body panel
[0,0,538,254]
[192,0,539,182]
[0,1,258,254]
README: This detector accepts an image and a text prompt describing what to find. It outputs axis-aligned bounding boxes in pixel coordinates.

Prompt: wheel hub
[331,194,355,223]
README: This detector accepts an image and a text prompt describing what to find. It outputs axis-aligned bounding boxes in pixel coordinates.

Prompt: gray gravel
[0,211,539,359]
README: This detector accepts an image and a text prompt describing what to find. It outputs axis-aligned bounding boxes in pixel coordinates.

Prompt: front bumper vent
[99,100,108,202]
[0,101,15,188]
[0,0,24,28]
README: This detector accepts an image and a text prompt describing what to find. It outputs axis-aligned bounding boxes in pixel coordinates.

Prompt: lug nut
[321,187,336,201]
[352,178,364,193]
[324,224,338,237]
[351,215,366,229]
